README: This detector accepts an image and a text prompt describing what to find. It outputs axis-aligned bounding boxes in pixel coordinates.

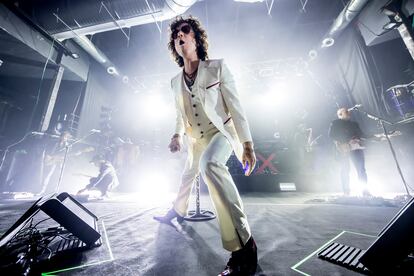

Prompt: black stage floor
[0,192,404,275]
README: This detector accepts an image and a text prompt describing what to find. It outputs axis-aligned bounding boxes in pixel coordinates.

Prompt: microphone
[348,104,362,112]
[90,129,101,133]
[31,132,60,138]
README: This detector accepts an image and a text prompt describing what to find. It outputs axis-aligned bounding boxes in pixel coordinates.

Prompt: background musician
[328,107,372,196]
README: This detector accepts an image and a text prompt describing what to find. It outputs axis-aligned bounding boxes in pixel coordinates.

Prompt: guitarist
[328,107,371,197]
[39,130,72,195]
[76,155,119,198]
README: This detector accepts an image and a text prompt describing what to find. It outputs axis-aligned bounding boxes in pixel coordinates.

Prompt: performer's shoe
[219,237,257,276]
[153,208,184,224]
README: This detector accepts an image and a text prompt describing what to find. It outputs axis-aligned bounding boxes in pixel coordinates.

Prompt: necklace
[184,68,198,90]
[184,67,198,79]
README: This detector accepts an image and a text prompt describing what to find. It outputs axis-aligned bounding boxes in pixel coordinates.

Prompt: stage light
[381,2,401,18]
[136,171,175,205]
[321,37,335,48]
[258,81,290,109]
[107,66,119,75]
[280,183,296,192]
[380,2,403,31]
[383,16,403,31]
[382,8,397,17]
[140,93,172,122]
[348,173,387,198]
[364,173,401,199]
[308,49,318,60]
[348,178,363,197]
[141,173,170,190]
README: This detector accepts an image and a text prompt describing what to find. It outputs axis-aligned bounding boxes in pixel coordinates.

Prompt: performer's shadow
[155,220,265,275]
[154,221,223,273]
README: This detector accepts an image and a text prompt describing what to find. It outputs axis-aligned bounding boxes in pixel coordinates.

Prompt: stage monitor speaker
[0,192,101,248]
[359,196,414,273]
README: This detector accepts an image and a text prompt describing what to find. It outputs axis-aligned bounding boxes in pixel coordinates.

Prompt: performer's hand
[242,142,256,176]
[168,134,181,153]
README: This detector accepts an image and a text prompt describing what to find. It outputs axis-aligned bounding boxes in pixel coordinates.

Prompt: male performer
[77,155,119,198]
[328,107,371,196]
[154,16,257,275]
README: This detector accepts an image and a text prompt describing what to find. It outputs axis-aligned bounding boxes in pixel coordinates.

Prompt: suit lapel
[173,72,187,123]
[173,61,212,126]
[198,61,220,111]
[196,60,206,105]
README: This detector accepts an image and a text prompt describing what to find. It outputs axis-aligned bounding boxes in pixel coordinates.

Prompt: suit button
[195,113,198,117]
[197,123,201,126]
[200,131,204,134]
[193,104,196,108]
[191,94,195,98]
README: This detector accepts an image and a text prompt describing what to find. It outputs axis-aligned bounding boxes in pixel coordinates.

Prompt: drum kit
[384,80,414,120]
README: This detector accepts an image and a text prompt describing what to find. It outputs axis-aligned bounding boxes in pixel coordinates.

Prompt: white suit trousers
[173,130,251,251]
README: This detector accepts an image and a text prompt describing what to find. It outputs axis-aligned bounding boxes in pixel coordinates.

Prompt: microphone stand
[184,174,216,222]
[0,132,32,171]
[356,109,410,196]
[54,131,97,194]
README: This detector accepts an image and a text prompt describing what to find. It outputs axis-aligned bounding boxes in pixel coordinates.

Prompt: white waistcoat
[171,59,253,164]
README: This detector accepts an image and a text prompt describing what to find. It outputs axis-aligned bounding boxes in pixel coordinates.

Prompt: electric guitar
[305,134,322,153]
[335,131,401,154]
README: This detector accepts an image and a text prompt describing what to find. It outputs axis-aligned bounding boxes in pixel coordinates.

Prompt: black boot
[153,208,184,224]
[219,237,258,276]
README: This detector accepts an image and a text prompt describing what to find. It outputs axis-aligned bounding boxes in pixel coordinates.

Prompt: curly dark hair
[168,15,209,67]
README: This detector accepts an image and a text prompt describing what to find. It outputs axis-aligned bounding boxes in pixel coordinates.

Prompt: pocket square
[206,81,221,89]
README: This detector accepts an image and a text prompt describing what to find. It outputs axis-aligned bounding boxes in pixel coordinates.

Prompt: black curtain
[319,27,387,133]
[335,28,383,117]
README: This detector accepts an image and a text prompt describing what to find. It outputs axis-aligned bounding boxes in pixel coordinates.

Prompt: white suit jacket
[171,59,252,163]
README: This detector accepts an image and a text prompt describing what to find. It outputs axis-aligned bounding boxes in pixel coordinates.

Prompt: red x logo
[255,153,278,174]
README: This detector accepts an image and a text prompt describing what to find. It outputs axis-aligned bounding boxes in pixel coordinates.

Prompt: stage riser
[199,174,332,193]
